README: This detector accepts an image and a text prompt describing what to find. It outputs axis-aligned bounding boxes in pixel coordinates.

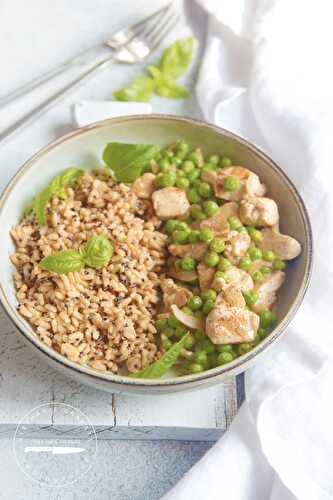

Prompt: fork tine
[130,1,174,31]
[146,11,181,53]
[136,1,174,39]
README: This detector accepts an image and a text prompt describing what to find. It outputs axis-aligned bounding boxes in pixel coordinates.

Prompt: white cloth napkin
[163,1,333,499]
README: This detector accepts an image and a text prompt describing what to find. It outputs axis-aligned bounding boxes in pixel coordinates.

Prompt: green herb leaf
[113,76,155,102]
[32,168,84,224]
[129,333,189,379]
[148,65,189,99]
[103,142,160,182]
[80,235,113,269]
[160,37,196,79]
[39,250,84,274]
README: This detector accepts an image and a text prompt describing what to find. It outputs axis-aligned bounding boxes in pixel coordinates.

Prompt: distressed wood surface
[0,307,243,440]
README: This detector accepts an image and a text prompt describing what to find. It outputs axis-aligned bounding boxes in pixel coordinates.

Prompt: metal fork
[0,3,180,144]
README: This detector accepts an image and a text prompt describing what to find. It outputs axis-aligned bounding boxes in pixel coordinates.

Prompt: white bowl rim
[0,114,313,388]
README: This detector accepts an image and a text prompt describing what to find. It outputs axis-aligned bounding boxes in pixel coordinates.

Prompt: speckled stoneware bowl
[0,115,312,394]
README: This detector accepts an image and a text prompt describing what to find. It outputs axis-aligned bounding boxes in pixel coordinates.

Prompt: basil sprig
[39,235,113,274]
[103,142,160,183]
[129,333,189,379]
[113,37,196,102]
[31,167,84,224]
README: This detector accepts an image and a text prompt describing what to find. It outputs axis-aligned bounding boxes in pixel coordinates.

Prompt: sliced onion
[171,304,205,331]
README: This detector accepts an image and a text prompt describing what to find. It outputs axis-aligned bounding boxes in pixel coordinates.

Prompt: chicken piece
[239,196,279,226]
[228,231,251,257]
[211,276,228,292]
[152,187,190,220]
[202,167,266,201]
[248,259,273,274]
[200,202,239,235]
[257,228,301,260]
[206,299,259,344]
[168,265,197,282]
[252,271,285,313]
[161,278,192,313]
[224,266,253,292]
[168,242,207,260]
[132,173,156,199]
[222,287,246,308]
[197,262,215,289]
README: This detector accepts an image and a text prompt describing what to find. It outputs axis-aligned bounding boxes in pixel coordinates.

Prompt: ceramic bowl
[0,115,312,394]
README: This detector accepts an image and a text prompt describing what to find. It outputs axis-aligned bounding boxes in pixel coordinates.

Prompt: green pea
[204,252,220,267]
[249,229,263,243]
[189,362,204,373]
[181,306,193,316]
[218,257,231,272]
[260,310,277,328]
[209,238,225,253]
[180,257,196,271]
[155,152,162,161]
[260,266,271,274]
[216,344,234,353]
[168,314,181,328]
[187,188,201,204]
[237,343,253,355]
[163,150,174,159]
[199,338,215,354]
[187,151,202,165]
[237,226,247,233]
[220,156,232,168]
[198,182,213,198]
[249,247,263,261]
[164,219,179,234]
[224,175,239,192]
[228,216,242,230]
[207,154,220,165]
[163,326,175,338]
[176,177,190,189]
[273,259,286,270]
[252,270,263,282]
[199,228,214,242]
[194,330,206,342]
[162,338,172,350]
[257,327,268,339]
[203,200,219,216]
[159,158,171,171]
[188,230,200,244]
[182,160,195,174]
[263,250,276,262]
[200,288,217,301]
[187,295,203,311]
[173,157,182,166]
[174,326,188,338]
[243,290,259,306]
[208,352,218,368]
[214,270,226,280]
[177,221,190,232]
[202,299,215,314]
[172,230,189,244]
[194,350,208,366]
[190,205,205,221]
[184,333,195,349]
[187,169,201,184]
[239,257,252,270]
[156,172,176,188]
[217,351,234,365]
[155,318,168,331]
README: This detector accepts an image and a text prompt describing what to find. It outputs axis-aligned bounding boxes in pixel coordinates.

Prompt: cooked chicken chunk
[228,231,251,257]
[168,265,197,282]
[202,167,266,201]
[132,173,156,199]
[252,271,285,313]
[197,262,215,289]
[222,287,246,308]
[248,259,273,274]
[200,202,239,235]
[152,187,190,220]
[224,266,253,291]
[206,299,259,344]
[257,228,301,260]
[161,278,192,313]
[239,196,279,226]
[168,242,207,260]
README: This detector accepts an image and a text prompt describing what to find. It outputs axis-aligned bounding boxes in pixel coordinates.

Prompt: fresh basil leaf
[160,37,196,79]
[80,235,113,269]
[113,76,155,102]
[129,333,189,379]
[39,250,84,274]
[148,65,189,98]
[32,168,84,224]
[103,142,160,183]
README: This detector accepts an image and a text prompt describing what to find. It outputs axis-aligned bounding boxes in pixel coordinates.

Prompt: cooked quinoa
[11,172,168,374]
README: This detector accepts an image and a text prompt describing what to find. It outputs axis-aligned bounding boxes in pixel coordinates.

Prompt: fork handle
[0,54,115,144]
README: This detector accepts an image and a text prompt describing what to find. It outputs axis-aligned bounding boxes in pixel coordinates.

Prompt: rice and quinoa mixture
[11,172,167,374]
[10,139,302,377]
